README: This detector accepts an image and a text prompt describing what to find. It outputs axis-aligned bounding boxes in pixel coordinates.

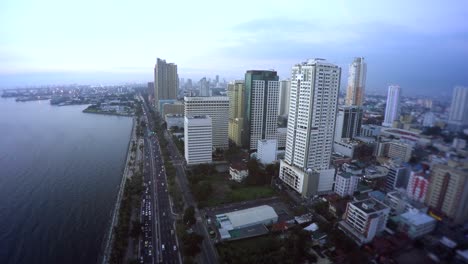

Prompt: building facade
[334,106,363,141]
[184,96,229,149]
[339,198,390,245]
[383,85,401,127]
[228,81,245,146]
[257,139,277,165]
[243,70,280,150]
[334,172,360,197]
[425,163,468,224]
[448,86,468,128]
[154,58,178,108]
[278,79,291,116]
[184,115,212,165]
[345,57,367,107]
[279,59,341,196]
[406,171,429,203]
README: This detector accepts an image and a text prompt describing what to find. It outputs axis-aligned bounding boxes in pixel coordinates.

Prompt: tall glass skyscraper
[383,85,401,127]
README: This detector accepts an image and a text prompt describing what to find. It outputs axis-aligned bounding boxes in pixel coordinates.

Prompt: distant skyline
[1,0,467,95]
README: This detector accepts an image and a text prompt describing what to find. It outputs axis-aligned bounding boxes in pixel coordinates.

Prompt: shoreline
[100,116,136,264]
[83,109,134,117]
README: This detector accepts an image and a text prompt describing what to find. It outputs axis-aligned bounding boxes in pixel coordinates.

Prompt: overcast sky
[1,0,467,95]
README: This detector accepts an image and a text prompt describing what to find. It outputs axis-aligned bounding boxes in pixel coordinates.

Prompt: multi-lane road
[139,99,180,264]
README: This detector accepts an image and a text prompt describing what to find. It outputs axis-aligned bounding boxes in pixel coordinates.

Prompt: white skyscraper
[184,96,229,149]
[278,79,291,116]
[383,85,401,127]
[345,57,367,106]
[279,59,341,196]
[184,115,212,165]
[448,86,468,128]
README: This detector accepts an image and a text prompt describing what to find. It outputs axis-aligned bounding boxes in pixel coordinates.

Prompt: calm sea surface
[0,98,132,264]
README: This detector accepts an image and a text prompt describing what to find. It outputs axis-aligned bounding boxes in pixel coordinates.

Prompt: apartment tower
[154,58,178,108]
[279,59,341,196]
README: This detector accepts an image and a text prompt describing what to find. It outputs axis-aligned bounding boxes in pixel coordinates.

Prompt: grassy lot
[195,173,276,208]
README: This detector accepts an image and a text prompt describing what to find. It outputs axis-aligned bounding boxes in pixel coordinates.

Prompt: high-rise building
[425,163,468,224]
[199,77,210,96]
[184,115,212,165]
[147,82,155,105]
[345,57,367,106]
[184,96,229,150]
[154,58,178,109]
[383,85,401,127]
[448,86,468,128]
[278,79,291,116]
[385,164,409,192]
[244,70,280,151]
[334,106,363,141]
[279,59,341,196]
[338,198,390,245]
[406,171,429,203]
[227,81,245,146]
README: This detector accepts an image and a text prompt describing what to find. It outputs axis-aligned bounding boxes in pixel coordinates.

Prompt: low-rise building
[385,190,428,215]
[334,172,360,197]
[165,114,184,129]
[216,205,278,240]
[257,139,277,164]
[338,198,390,245]
[229,162,248,182]
[399,210,436,239]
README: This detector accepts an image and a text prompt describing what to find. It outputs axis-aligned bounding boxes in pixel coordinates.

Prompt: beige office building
[425,163,468,224]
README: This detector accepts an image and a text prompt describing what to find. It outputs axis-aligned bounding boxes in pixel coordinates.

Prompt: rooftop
[217,205,277,229]
[352,198,389,214]
[400,210,436,226]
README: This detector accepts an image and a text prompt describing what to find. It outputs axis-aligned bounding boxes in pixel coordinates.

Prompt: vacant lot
[194,173,275,208]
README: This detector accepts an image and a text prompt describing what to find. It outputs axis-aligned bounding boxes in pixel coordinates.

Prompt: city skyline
[1,0,467,95]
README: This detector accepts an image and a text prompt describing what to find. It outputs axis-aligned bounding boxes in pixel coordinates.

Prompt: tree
[193,182,213,202]
[181,233,204,257]
[183,206,196,227]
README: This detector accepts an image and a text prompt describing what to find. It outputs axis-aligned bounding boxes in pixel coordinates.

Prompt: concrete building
[385,163,409,192]
[154,58,178,108]
[334,172,360,197]
[199,77,210,96]
[339,198,390,245]
[360,124,382,137]
[147,82,155,104]
[184,115,212,165]
[216,205,278,240]
[377,141,412,163]
[385,190,428,215]
[276,127,287,149]
[244,70,280,151]
[227,81,245,146]
[399,210,436,239]
[257,139,277,165]
[425,163,468,224]
[333,139,359,158]
[229,162,249,182]
[162,102,184,117]
[165,114,184,129]
[184,96,229,150]
[279,59,341,197]
[448,86,468,129]
[406,171,429,203]
[345,57,367,107]
[383,85,401,127]
[335,106,363,141]
[278,79,291,116]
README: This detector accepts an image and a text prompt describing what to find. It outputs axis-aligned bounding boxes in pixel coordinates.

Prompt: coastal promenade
[101,116,137,264]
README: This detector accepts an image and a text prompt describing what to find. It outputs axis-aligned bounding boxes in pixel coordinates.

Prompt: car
[173,245,177,251]
[161,244,165,250]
